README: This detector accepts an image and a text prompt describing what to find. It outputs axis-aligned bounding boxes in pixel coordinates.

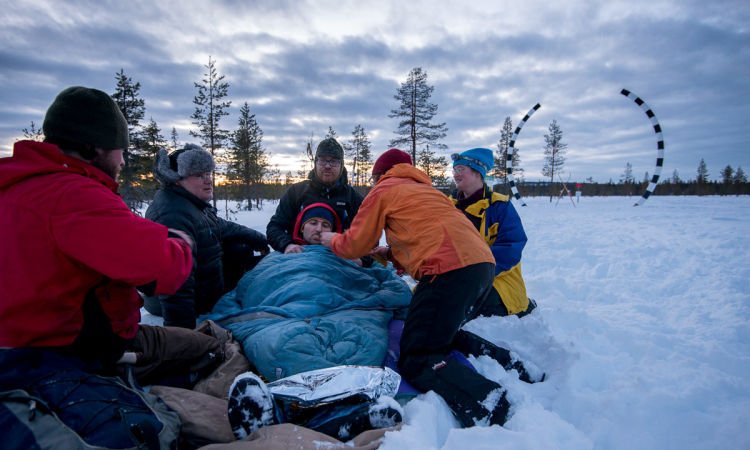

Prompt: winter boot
[303,397,403,440]
[407,355,510,427]
[454,330,545,383]
[228,372,278,439]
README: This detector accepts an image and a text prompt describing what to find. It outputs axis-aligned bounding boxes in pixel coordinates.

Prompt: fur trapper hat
[155,144,215,184]
[43,86,129,151]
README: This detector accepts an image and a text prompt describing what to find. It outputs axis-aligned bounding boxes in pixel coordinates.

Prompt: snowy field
[143,195,750,450]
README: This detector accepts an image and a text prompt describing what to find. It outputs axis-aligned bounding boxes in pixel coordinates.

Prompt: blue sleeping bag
[202,246,411,381]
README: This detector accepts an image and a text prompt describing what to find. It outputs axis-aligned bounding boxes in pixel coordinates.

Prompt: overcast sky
[1,0,748,182]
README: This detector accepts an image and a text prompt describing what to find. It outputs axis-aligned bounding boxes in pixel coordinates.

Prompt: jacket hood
[0,140,117,192]
[291,202,343,244]
[377,163,432,186]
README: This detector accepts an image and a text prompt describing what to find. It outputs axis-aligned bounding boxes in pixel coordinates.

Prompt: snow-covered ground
[143,195,750,450]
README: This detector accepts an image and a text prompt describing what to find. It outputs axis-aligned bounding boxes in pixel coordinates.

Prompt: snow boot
[228,372,278,439]
[303,397,403,440]
[454,330,545,383]
[407,355,510,427]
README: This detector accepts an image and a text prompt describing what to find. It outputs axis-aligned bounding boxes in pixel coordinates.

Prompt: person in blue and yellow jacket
[449,147,537,317]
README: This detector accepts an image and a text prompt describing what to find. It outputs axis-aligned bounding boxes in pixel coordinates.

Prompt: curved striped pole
[507,103,541,206]
[620,89,665,206]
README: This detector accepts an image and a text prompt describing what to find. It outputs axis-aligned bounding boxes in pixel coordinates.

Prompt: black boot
[408,355,510,427]
[454,330,545,383]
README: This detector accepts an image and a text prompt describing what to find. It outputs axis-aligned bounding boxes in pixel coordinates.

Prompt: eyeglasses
[316,158,341,167]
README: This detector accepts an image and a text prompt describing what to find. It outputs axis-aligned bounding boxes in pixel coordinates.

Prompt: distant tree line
[18,62,749,208]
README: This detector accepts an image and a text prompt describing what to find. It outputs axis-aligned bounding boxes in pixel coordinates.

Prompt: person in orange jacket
[320,148,514,427]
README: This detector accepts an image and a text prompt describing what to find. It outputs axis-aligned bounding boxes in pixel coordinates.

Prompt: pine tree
[696,158,709,184]
[620,162,634,184]
[228,102,268,209]
[140,118,167,194]
[324,126,338,140]
[347,124,372,186]
[298,133,316,178]
[111,69,146,210]
[416,145,449,186]
[389,67,448,163]
[494,116,521,184]
[542,120,567,201]
[170,127,179,151]
[671,169,681,184]
[191,56,231,207]
[721,165,734,184]
[21,121,43,141]
[733,166,747,183]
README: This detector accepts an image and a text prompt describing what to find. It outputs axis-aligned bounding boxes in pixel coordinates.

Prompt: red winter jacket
[0,141,192,349]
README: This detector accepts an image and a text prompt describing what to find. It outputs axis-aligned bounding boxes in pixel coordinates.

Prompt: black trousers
[398,262,509,427]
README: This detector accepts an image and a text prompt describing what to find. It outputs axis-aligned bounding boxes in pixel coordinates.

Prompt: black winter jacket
[145,185,268,328]
[266,169,364,252]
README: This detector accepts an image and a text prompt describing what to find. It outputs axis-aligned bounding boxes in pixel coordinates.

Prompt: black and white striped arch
[506,103,541,206]
[620,89,665,206]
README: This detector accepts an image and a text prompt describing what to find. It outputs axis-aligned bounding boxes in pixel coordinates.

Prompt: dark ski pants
[398,262,510,427]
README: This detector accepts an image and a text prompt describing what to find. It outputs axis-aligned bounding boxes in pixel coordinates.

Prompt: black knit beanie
[43,86,129,150]
[315,138,344,160]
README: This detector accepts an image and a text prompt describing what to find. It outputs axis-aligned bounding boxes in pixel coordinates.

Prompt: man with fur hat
[145,144,270,329]
[0,86,199,447]
[266,137,365,256]
[449,147,536,317]
[320,148,544,429]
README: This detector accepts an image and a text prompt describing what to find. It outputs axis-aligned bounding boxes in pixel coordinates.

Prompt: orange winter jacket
[330,164,494,280]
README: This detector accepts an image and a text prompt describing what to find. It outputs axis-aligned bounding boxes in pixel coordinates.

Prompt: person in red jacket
[0,86,212,448]
[320,148,514,428]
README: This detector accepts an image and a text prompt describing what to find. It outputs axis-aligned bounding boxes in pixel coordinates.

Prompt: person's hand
[255,243,271,255]
[168,228,194,249]
[320,231,338,248]
[284,244,304,254]
[368,246,389,267]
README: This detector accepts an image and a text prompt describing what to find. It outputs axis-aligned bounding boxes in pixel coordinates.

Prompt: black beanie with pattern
[43,86,129,151]
[315,138,344,160]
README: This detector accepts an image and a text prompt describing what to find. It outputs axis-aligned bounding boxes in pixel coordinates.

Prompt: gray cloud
[1,0,748,183]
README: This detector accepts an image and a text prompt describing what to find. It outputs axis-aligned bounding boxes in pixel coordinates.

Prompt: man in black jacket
[267,138,364,254]
[145,144,269,328]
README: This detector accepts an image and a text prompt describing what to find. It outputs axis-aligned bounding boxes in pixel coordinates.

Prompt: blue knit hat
[451,148,494,178]
[300,205,335,228]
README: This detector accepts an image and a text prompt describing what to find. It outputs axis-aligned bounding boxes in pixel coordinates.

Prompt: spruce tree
[140,118,167,194]
[389,67,448,163]
[542,120,567,201]
[416,145,449,186]
[21,121,43,141]
[347,124,372,186]
[721,165,734,184]
[620,162,634,184]
[228,102,268,209]
[734,166,747,183]
[170,127,179,151]
[495,116,521,184]
[191,56,231,207]
[696,158,709,184]
[111,69,146,210]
